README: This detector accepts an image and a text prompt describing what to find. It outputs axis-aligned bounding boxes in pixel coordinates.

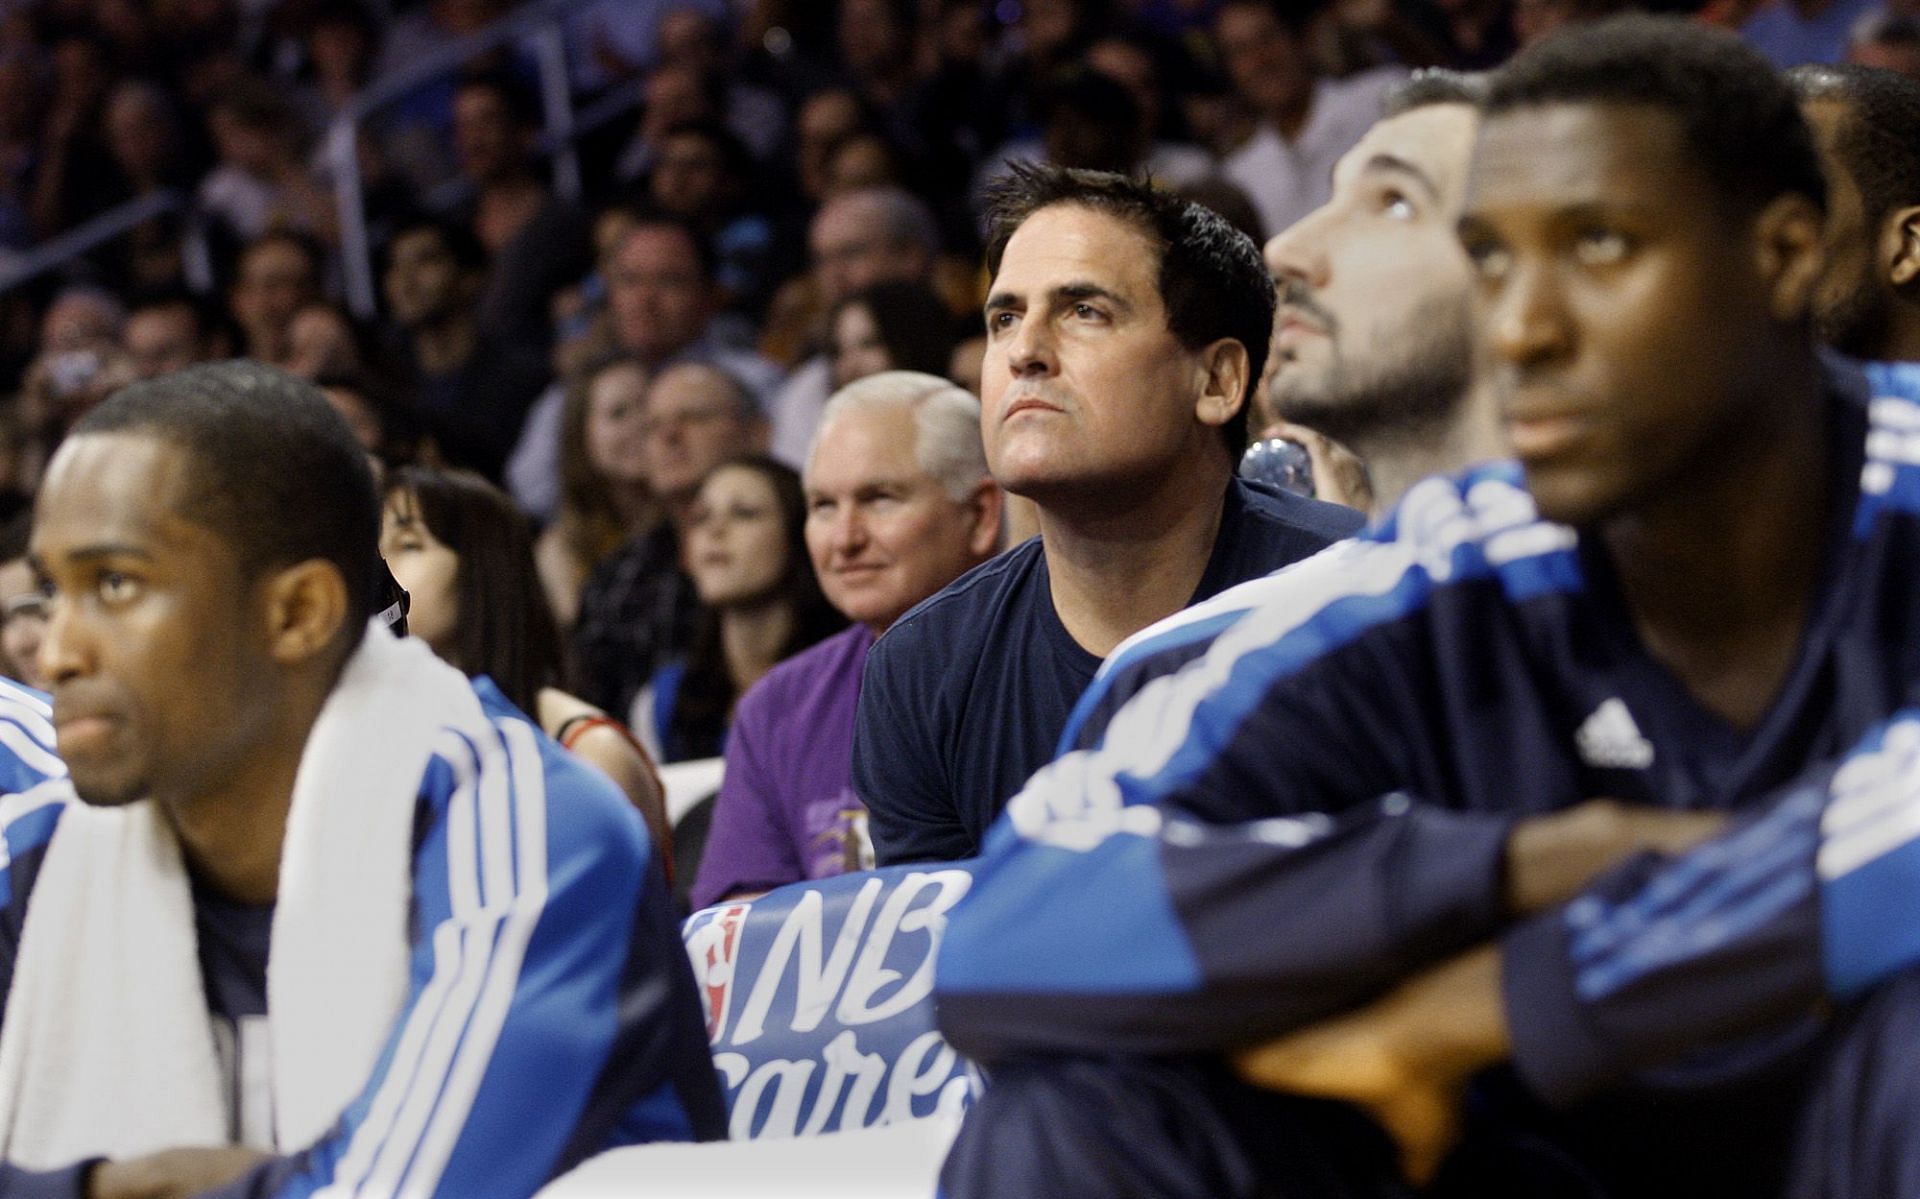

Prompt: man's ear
[964,478,1004,559]
[1886,205,1920,288]
[261,559,351,667]
[1194,339,1250,432]
[1754,192,1828,323]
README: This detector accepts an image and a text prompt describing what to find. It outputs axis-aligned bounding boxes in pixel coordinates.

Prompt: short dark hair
[982,161,1272,458]
[455,67,540,128]
[381,466,560,713]
[613,215,718,284]
[1485,16,1826,219]
[71,361,381,657]
[1789,63,1920,232]
[384,215,488,275]
[1385,68,1489,116]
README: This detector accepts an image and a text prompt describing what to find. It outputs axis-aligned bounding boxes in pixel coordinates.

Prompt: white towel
[0,621,485,1167]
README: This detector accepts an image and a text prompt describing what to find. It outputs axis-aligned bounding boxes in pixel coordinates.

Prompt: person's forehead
[617,226,697,268]
[648,366,734,411]
[813,200,880,248]
[1333,104,1478,204]
[996,204,1158,293]
[1466,102,1702,217]
[808,406,922,488]
[33,433,210,558]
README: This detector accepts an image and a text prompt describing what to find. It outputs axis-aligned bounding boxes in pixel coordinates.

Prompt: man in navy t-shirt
[851,163,1362,866]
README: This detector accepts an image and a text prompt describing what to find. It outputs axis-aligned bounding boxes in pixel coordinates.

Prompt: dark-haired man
[0,362,722,1198]
[1790,63,1920,362]
[384,217,548,481]
[935,18,1920,1198]
[851,163,1363,867]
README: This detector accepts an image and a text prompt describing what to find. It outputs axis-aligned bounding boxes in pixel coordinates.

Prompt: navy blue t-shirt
[851,477,1362,865]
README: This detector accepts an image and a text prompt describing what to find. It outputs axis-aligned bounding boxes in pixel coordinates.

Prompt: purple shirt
[690,623,876,909]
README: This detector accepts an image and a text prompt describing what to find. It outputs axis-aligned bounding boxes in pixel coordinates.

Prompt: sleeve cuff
[1502,905,1616,1107]
[1383,804,1515,954]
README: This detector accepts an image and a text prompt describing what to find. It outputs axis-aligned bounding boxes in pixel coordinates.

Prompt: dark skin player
[1237,94,1833,1178]
[32,430,356,1198]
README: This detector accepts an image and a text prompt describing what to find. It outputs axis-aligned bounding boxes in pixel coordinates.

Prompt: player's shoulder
[1860,364,1920,526]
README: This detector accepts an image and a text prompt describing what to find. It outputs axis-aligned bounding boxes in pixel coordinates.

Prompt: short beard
[1814,283,1892,362]
[1274,292,1474,455]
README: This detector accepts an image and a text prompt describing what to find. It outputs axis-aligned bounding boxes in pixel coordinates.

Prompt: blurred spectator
[791,87,870,209]
[0,512,46,692]
[616,59,726,182]
[1847,10,1920,76]
[123,291,231,379]
[38,285,124,356]
[382,216,549,480]
[1743,0,1881,64]
[535,354,656,630]
[379,463,671,852]
[283,298,369,379]
[767,186,941,464]
[571,360,767,720]
[602,217,782,395]
[198,75,333,243]
[1511,0,1639,45]
[0,49,46,251]
[227,229,321,364]
[100,79,197,290]
[315,369,431,469]
[645,120,778,313]
[1212,0,1403,238]
[852,164,1364,865]
[691,372,1000,907]
[287,0,381,134]
[828,280,963,389]
[451,70,548,257]
[29,31,115,239]
[653,6,788,160]
[632,455,843,763]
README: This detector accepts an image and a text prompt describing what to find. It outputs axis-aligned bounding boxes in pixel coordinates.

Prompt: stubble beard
[1273,292,1475,456]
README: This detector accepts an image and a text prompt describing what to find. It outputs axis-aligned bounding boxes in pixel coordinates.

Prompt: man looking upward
[851,164,1362,866]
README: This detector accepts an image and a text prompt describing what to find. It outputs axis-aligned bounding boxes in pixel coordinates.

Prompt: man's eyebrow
[1055,282,1133,314]
[1359,153,1441,203]
[983,290,1021,313]
[47,544,157,565]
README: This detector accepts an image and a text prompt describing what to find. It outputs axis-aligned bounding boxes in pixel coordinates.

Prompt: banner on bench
[682,864,983,1141]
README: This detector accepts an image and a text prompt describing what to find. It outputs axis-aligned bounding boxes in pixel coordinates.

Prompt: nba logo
[688,903,752,1043]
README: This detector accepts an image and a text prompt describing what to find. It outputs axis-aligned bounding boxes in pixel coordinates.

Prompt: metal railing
[329,0,610,317]
[0,189,201,297]
[3,0,632,311]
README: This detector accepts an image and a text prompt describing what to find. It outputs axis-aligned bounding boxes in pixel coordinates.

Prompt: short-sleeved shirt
[690,623,877,909]
[852,478,1363,865]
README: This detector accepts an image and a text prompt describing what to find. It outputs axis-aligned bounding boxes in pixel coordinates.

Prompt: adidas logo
[1576,698,1654,770]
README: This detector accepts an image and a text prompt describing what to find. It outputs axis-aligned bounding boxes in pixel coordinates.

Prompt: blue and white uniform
[936,379,1920,1198]
[0,679,724,1199]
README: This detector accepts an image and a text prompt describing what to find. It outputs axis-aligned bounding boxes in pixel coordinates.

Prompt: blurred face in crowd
[811,194,928,307]
[124,304,201,380]
[1458,103,1822,527]
[208,108,282,176]
[651,130,727,217]
[1801,98,1903,360]
[831,302,892,388]
[0,558,50,692]
[379,489,459,657]
[384,227,469,330]
[797,89,863,200]
[1214,2,1312,120]
[607,225,713,362]
[232,238,317,354]
[40,292,121,356]
[453,84,524,184]
[285,304,361,378]
[1265,103,1480,448]
[320,383,385,457]
[641,363,763,504]
[32,433,279,808]
[104,84,176,184]
[982,203,1236,502]
[1087,39,1162,132]
[805,403,998,632]
[585,361,652,489]
[683,465,788,607]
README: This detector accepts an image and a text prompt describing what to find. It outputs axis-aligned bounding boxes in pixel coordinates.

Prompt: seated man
[933,19,1911,1199]
[691,372,1001,908]
[852,164,1364,866]
[0,362,723,1198]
